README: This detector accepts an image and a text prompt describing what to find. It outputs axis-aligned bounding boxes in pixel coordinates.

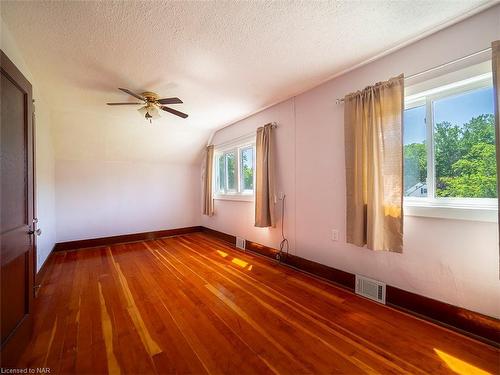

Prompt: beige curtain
[255,123,276,227]
[202,145,214,216]
[344,74,404,252]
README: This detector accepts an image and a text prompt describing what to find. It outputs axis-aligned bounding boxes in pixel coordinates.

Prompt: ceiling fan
[107,88,188,123]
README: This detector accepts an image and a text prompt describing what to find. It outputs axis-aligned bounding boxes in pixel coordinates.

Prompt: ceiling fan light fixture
[138,104,160,123]
[148,105,161,119]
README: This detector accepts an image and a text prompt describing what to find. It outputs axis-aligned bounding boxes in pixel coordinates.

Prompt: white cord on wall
[278,194,289,263]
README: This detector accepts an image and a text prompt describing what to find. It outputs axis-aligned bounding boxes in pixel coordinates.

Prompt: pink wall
[56,160,200,242]
[202,6,500,318]
[203,99,297,251]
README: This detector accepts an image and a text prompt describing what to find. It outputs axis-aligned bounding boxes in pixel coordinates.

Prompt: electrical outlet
[331,229,339,241]
[278,192,285,200]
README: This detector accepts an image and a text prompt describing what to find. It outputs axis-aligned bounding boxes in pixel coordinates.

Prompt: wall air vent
[355,275,386,304]
[236,237,246,250]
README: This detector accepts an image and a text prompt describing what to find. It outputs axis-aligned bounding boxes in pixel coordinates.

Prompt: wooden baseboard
[282,253,356,291]
[246,239,355,290]
[200,226,237,245]
[200,226,499,347]
[34,247,56,296]
[53,226,203,252]
[385,286,500,347]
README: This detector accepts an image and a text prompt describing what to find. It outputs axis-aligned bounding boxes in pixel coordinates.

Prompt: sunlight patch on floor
[231,258,248,268]
[434,349,491,375]
[216,249,252,269]
[216,250,228,258]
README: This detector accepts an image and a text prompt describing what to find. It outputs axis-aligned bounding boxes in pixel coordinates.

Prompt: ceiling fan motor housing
[142,91,160,102]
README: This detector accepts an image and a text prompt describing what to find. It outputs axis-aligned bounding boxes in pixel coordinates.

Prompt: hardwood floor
[17,233,499,374]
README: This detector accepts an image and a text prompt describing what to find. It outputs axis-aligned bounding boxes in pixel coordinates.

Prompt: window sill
[214,194,254,202]
[404,202,498,223]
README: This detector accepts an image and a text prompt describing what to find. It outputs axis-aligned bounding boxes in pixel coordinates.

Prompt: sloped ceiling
[1,0,494,163]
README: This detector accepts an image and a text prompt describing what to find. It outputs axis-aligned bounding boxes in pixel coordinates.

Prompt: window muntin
[214,141,256,198]
[404,105,428,197]
[404,72,496,207]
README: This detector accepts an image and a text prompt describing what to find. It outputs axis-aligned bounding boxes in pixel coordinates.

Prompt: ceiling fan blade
[118,88,145,101]
[160,106,188,119]
[157,97,183,105]
[107,102,142,105]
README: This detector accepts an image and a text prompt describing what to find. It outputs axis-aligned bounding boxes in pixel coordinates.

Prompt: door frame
[0,49,36,366]
[32,103,38,285]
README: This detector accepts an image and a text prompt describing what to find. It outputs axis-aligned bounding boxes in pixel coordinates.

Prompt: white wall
[1,19,57,271]
[34,97,56,269]
[202,6,500,318]
[51,108,202,242]
[55,160,200,241]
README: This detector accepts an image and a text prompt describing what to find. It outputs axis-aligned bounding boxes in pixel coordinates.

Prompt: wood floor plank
[172,237,425,371]
[145,240,323,374]
[114,241,273,375]
[15,233,499,375]
[157,238,385,374]
[171,238,423,374]
[183,233,500,373]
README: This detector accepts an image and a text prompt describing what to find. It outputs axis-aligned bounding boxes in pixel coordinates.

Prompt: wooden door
[0,50,35,367]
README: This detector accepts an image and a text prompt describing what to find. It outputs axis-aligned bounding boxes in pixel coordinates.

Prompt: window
[214,139,256,200]
[404,65,497,220]
[240,146,254,192]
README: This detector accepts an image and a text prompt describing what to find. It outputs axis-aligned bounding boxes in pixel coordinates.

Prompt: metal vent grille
[355,275,386,304]
[236,237,246,250]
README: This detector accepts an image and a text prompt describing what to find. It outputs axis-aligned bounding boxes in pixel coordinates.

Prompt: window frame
[213,138,256,202]
[403,72,497,222]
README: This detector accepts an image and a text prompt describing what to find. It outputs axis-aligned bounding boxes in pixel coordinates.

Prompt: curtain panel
[202,144,214,216]
[344,74,404,252]
[255,123,276,227]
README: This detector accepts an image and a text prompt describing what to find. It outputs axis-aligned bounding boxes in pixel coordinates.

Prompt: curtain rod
[335,46,492,104]
[212,122,278,148]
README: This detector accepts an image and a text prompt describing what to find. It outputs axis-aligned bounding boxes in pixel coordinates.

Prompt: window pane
[225,151,236,191]
[404,105,427,197]
[433,86,496,198]
[240,147,254,192]
[217,154,225,192]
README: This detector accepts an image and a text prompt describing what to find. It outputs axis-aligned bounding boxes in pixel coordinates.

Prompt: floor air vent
[236,237,246,250]
[355,275,386,304]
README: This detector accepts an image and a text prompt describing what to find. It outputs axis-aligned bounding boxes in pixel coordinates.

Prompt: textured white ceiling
[1,0,494,163]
